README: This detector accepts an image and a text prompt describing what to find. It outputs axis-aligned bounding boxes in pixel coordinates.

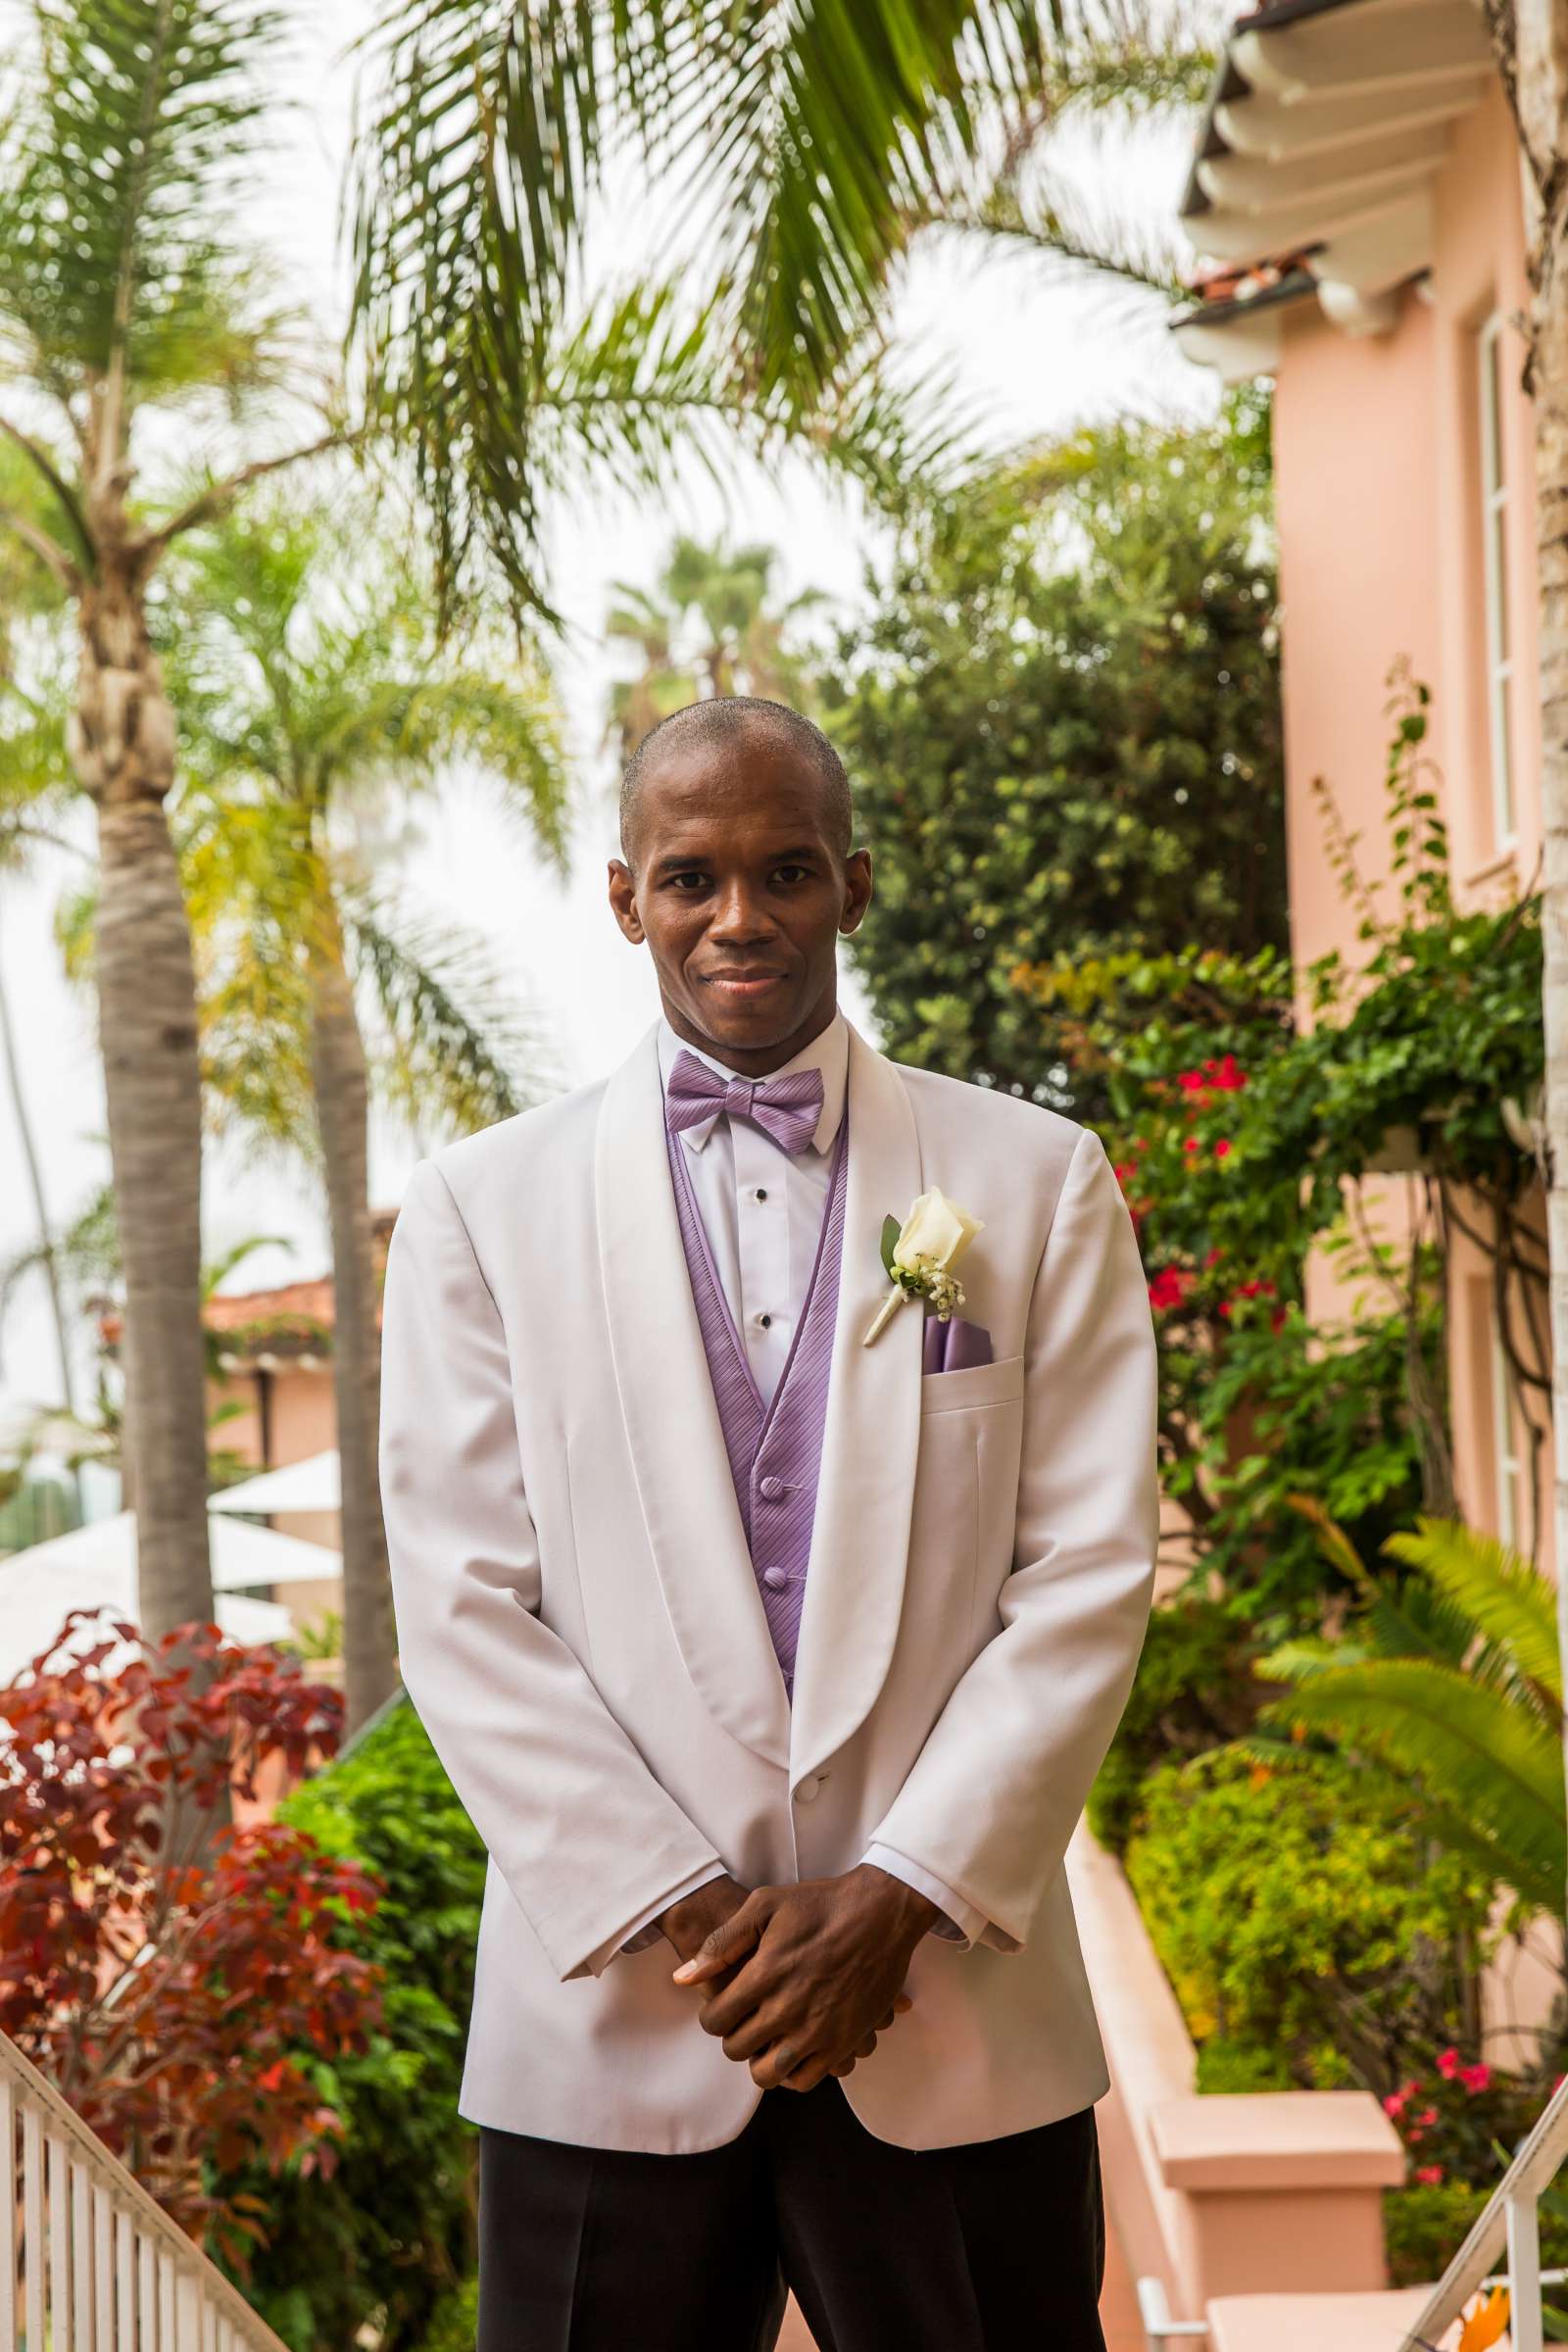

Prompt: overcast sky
[0,4,1221,1433]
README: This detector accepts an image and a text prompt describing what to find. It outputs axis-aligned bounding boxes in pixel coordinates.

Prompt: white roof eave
[1174,0,1493,374]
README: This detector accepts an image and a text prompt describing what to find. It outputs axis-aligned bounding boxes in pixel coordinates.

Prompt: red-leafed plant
[0,1608,386,2272]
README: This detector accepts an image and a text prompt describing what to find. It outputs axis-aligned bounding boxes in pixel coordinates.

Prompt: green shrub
[1124,1748,1497,2098]
[1385,2177,1568,2307]
[1382,2180,1490,2288]
[417,2273,479,2352]
[207,1693,486,2352]
[1193,2037,1294,2094]
[1088,1595,1260,1855]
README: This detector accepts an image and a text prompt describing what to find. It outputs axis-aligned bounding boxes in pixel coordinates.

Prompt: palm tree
[604,535,825,763]
[1244,1498,1566,1930]
[165,491,565,1730]
[0,0,363,1647]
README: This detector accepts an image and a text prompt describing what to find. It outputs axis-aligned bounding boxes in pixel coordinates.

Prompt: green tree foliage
[818,392,1285,1104]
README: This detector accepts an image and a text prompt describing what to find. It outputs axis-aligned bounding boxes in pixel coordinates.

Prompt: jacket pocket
[919,1350,1025,1415]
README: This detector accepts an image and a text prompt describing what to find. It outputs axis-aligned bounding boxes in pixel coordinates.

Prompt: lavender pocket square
[921,1314,994,1374]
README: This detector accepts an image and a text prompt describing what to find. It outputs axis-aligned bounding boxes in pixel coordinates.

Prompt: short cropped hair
[618,695,853,867]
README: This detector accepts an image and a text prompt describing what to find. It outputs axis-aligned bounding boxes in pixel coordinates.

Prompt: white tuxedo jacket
[378,1014,1159,2153]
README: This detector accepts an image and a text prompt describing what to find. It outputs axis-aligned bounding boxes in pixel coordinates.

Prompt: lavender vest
[663,1106,850,1693]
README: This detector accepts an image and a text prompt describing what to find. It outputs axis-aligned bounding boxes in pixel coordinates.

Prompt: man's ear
[607,857,647,945]
[840,847,873,934]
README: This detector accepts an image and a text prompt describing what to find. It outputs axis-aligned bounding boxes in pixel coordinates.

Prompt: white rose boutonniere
[860,1187,985,1347]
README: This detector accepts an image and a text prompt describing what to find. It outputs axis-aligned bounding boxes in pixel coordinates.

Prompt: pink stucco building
[1174,0,1550,1590]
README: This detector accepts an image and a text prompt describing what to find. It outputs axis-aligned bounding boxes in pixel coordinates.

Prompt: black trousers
[476,2080,1106,2351]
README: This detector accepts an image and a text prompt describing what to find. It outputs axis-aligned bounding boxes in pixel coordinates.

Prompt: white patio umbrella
[208,1449,341,1517]
[0,1512,312,1689]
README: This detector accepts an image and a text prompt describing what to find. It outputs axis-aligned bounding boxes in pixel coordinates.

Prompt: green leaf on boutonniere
[879,1214,901,1277]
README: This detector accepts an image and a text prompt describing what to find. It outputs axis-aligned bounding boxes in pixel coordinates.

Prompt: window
[1478,312,1516,848]
[1491,1288,1520,1548]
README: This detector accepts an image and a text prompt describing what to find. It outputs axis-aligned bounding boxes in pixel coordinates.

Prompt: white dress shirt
[587,1009,991,1972]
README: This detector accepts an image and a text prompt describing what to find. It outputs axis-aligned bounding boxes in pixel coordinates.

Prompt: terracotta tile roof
[1184,249,1319,306]
[203,1278,339,1332]
[98,1209,398,1357]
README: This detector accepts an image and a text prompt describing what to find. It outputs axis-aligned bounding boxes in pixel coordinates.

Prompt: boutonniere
[861,1188,985,1347]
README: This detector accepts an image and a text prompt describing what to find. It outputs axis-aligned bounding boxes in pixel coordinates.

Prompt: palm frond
[384,669,570,869]
[0,0,281,405]
[1256,1659,1565,1906]
[201,1233,294,1298]
[177,792,321,1151]
[1358,1570,1477,1669]
[1007,3,1216,116]
[668,0,1049,403]
[0,1175,122,1346]
[1384,1515,1564,1703]
[1254,1636,1374,1684]
[347,0,1036,617]
[344,896,556,1140]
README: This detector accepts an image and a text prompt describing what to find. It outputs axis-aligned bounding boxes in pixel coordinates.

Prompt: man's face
[607,730,873,1073]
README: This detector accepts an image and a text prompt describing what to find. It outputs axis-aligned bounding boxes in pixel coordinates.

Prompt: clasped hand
[658,1865,935,2094]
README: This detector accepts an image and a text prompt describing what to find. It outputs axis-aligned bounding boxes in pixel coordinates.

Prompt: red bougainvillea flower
[1438,2049,1461,2081]
[1183,1135,1200,1153]
[1148,1267,1195,1312]
[1173,1054,1248,1107]
[1384,2090,1408,2120]
[1214,1138,1231,1158]
[1461,2064,1493,2094]
[1415,2165,1445,2186]
[1218,1278,1278,1323]
[1203,1246,1223,1268]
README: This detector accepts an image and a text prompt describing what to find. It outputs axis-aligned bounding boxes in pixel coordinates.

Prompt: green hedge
[208,1692,486,2352]
[1123,1748,1496,2095]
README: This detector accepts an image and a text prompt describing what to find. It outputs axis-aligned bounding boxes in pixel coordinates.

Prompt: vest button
[762,1566,788,1592]
[794,1776,821,1804]
[758,1474,785,1499]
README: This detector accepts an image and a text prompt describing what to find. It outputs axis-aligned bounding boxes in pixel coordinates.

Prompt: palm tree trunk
[69,556,215,1642]
[0,900,76,1417]
[307,891,397,1734]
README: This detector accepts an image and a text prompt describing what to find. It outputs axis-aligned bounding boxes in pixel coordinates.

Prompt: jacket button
[794,1776,821,1804]
[758,1474,785,1499]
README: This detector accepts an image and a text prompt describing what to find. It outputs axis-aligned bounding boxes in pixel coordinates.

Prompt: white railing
[2,2028,292,2351]
[1138,2273,1208,2349]
[1401,2070,1568,2352]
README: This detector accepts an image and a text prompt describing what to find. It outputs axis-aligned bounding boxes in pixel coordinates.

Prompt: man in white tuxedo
[378,696,1159,2349]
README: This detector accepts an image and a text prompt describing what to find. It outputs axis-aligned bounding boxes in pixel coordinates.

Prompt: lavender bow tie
[664,1050,825,1156]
